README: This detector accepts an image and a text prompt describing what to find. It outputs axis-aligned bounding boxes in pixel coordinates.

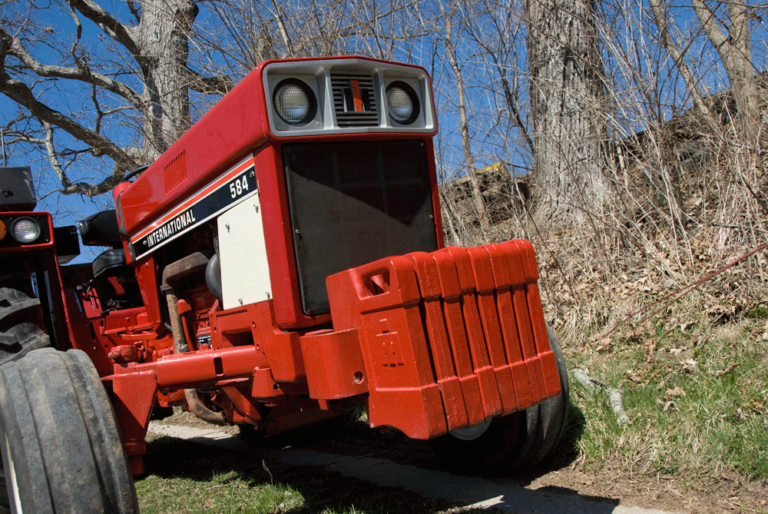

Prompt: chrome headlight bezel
[272,78,318,126]
[386,81,420,125]
[11,217,42,244]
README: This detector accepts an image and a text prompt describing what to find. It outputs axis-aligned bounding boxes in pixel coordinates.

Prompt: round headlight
[386,82,420,125]
[11,218,42,244]
[273,79,316,126]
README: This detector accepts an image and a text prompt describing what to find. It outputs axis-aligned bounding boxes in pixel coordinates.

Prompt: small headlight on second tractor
[11,218,42,244]
[273,79,316,125]
[386,82,420,125]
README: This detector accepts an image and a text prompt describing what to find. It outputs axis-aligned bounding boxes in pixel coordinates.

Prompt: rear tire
[0,288,51,367]
[0,348,139,513]
[431,323,569,473]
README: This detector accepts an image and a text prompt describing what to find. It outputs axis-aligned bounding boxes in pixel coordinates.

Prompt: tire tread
[0,349,139,513]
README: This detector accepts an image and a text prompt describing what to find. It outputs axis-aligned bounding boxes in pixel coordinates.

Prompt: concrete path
[147,422,681,514]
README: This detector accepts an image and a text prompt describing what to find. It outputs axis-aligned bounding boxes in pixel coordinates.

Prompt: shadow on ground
[277,399,587,483]
[140,434,484,514]
[137,401,627,514]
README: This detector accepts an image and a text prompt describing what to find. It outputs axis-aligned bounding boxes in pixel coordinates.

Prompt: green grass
[567,299,768,485]
[137,471,301,513]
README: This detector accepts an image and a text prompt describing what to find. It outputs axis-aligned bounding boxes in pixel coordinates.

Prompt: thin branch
[67,1,83,55]
[126,0,141,24]
[184,66,234,95]
[1,28,142,107]
[67,0,140,57]
[42,122,71,189]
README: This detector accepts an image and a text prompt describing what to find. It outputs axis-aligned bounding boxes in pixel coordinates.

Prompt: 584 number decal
[133,165,257,258]
[229,175,250,199]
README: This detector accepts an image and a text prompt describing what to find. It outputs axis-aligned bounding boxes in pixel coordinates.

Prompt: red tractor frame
[0,56,568,512]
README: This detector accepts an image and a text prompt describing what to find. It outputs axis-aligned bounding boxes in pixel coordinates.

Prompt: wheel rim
[1,428,23,514]
[449,418,493,441]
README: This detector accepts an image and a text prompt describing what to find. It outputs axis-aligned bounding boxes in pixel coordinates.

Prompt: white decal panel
[218,195,272,309]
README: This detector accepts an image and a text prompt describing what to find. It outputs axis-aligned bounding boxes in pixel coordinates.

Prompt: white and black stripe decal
[132,166,257,257]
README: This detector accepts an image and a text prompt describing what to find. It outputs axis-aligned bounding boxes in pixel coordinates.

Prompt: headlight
[11,217,42,244]
[386,82,420,125]
[273,79,316,125]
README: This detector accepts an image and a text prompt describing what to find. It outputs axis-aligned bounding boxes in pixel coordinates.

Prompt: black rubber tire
[431,323,569,473]
[0,348,139,513]
[0,288,51,367]
[509,324,570,469]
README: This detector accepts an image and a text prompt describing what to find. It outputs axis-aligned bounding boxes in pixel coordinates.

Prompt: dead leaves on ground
[712,363,741,377]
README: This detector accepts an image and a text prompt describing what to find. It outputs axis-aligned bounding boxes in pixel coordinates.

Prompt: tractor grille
[331,74,379,127]
[282,140,437,316]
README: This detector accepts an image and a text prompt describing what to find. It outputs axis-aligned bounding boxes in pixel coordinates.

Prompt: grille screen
[283,140,438,315]
[331,74,379,127]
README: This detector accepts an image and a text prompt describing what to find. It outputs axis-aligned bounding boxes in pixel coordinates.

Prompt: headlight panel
[0,215,50,247]
[263,58,436,137]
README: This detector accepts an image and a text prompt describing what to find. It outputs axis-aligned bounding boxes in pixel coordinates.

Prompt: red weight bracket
[327,256,446,439]
[432,249,502,420]
[484,243,537,408]
[444,246,517,414]
[464,246,520,414]
[493,242,545,403]
[299,328,368,400]
[408,252,479,430]
[511,240,561,397]
[499,241,558,397]
[324,240,559,440]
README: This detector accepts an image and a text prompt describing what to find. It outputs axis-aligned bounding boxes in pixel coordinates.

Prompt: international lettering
[146,209,196,248]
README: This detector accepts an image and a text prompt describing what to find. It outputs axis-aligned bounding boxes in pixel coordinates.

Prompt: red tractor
[0,56,568,512]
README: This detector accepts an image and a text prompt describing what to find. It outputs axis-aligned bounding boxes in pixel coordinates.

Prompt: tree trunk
[137,0,198,162]
[525,0,608,227]
[691,0,761,146]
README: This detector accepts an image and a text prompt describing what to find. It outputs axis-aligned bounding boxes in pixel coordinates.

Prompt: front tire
[431,324,569,473]
[0,348,138,513]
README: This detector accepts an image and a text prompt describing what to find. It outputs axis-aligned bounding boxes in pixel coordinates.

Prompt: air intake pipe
[161,252,226,425]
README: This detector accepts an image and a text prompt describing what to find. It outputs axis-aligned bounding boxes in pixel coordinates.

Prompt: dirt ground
[155,411,767,514]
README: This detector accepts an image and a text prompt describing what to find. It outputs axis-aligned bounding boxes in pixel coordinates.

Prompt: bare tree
[0,0,233,197]
[462,0,533,157]
[648,0,719,133]
[525,0,609,227]
[436,0,491,232]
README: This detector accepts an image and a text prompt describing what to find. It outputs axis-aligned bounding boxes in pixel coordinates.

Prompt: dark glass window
[283,140,438,315]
